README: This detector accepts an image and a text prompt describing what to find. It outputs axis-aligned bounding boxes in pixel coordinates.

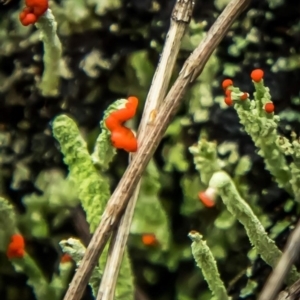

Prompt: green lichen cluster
[189,147,299,297]
[2,0,300,299]
[229,75,300,200]
[209,171,299,284]
[0,197,72,300]
[52,109,137,299]
[188,74,300,298]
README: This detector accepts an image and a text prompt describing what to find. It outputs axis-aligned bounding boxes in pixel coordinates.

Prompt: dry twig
[258,220,300,300]
[96,1,194,299]
[63,0,251,299]
[277,278,300,300]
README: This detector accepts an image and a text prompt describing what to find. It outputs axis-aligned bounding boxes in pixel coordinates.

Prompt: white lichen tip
[188,230,202,242]
[209,171,230,189]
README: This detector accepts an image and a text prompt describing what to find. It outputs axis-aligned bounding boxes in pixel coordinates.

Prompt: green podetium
[207,171,299,285]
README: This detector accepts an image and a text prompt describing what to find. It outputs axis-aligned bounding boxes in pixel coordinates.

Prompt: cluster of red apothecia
[19,0,48,26]
[6,234,25,259]
[105,97,138,153]
[198,69,276,208]
[221,69,275,114]
[6,233,74,263]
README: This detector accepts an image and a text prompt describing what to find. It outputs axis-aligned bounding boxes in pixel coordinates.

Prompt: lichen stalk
[60,238,102,296]
[189,138,221,185]
[11,253,56,299]
[52,114,110,232]
[188,231,230,300]
[232,83,292,194]
[36,9,62,97]
[208,171,299,285]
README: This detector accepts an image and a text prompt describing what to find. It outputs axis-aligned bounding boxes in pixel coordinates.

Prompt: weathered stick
[258,220,300,300]
[277,278,300,300]
[96,1,194,299]
[63,0,251,299]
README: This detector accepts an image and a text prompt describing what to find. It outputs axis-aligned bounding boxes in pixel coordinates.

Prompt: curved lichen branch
[36,9,62,97]
[91,98,127,170]
[189,138,221,185]
[208,171,299,285]
[60,238,101,297]
[188,231,230,300]
[52,114,110,232]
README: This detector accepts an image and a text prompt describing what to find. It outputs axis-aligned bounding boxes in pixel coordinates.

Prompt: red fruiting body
[7,234,25,259]
[105,96,138,153]
[142,234,158,246]
[198,191,215,208]
[61,254,72,263]
[126,96,138,110]
[225,89,231,97]
[251,69,264,82]
[110,127,137,152]
[19,0,48,26]
[105,114,120,131]
[107,96,138,123]
[19,10,37,26]
[264,102,274,113]
[26,0,48,16]
[240,92,248,100]
[224,96,233,106]
[222,79,233,90]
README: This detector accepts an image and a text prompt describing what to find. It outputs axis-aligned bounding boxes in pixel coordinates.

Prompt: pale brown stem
[96,1,194,299]
[63,1,251,299]
[258,220,300,300]
[276,278,300,300]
